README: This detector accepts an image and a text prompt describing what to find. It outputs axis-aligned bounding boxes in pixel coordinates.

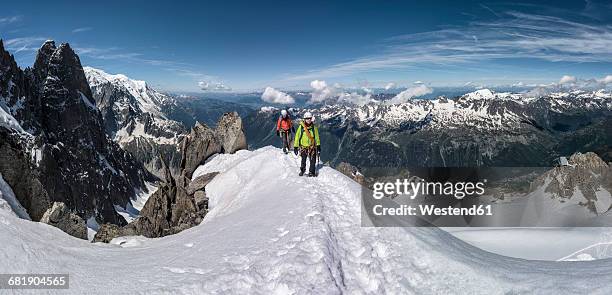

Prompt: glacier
[1,146,612,294]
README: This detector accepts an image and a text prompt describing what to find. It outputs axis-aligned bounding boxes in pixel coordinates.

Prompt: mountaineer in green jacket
[293,112,321,177]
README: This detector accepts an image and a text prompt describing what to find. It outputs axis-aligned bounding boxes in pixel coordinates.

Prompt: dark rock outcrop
[0,129,50,220]
[179,122,222,179]
[40,202,87,240]
[336,162,366,186]
[91,224,121,243]
[193,190,208,211]
[215,111,247,154]
[94,157,210,241]
[187,172,219,195]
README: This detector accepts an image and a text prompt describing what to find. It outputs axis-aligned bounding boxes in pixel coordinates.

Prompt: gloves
[317,146,321,153]
[294,147,299,155]
[276,130,280,136]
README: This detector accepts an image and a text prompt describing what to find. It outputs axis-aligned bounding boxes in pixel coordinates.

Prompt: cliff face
[0,40,154,236]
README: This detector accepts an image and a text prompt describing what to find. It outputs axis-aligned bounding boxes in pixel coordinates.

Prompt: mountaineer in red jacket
[276,109,295,154]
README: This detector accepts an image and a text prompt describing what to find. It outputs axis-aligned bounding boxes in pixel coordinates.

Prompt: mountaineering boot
[307,172,316,177]
[299,170,305,176]
[283,147,287,154]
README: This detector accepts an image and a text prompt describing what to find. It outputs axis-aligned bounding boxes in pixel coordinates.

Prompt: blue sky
[1,0,611,92]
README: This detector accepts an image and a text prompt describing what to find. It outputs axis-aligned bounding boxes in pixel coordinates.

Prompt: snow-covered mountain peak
[84,66,170,117]
[84,67,186,178]
[85,66,146,89]
[463,88,495,100]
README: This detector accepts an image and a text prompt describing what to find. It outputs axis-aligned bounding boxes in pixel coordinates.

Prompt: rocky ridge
[94,112,246,242]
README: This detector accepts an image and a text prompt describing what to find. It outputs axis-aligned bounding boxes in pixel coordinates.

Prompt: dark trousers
[280,130,291,150]
[300,149,317,174]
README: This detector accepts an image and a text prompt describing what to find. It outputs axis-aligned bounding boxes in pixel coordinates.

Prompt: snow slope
[2,146,612,294]
[0,101,25,133]
[446,227,612,261]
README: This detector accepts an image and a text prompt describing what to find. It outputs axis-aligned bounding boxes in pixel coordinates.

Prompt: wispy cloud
[75,46,222,88]
[3,37,47,54]
[286,10,612,81]
[75,46,189,67]
[479,3,501,18]
[0,15,22,25]
[72,27,92,33]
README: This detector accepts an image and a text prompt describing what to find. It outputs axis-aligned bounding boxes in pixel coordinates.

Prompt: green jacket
[294,122,320,148]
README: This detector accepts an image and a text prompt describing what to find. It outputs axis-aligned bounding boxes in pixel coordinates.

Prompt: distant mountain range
[245,88,611,175]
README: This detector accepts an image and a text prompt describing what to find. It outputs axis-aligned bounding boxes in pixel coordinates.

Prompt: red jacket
[277,116,293,131]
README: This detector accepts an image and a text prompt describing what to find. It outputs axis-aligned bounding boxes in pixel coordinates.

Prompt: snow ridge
[2,147,612,293]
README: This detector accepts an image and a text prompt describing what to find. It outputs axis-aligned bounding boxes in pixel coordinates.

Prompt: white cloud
[413,81,423,85]
[72,27,92,33]
[0,15,21,25]
[261,87,295,104]
[198,81,209,90]
[309,80,339,103]
[214,82,232,91]
[199,81,232,91]
[307,80,375,105]
[558,75,577,85]
[361,86,372,93]
[338,92,373,106]
[598,75,612,84]
[388,85,433,104]
[384,82,396,90]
